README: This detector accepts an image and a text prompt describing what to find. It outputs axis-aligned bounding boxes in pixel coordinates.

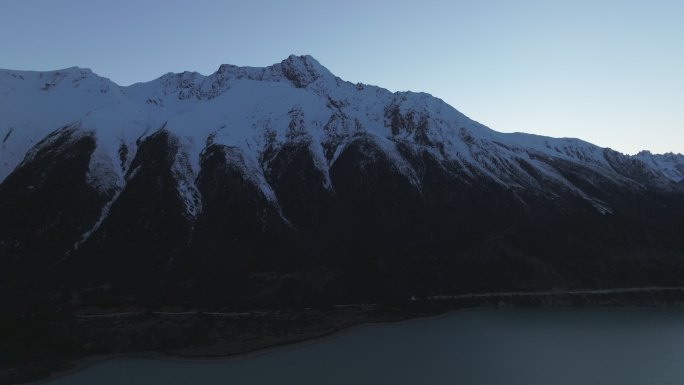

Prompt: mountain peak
[2,66,97,82]
[278,54,334,88]
[210,55,335,90]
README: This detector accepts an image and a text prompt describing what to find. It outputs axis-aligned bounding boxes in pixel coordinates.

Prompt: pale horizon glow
[2,0,682,155]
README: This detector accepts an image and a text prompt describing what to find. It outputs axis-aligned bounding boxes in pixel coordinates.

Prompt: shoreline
[19,287,684,385]
[28,307,475,385]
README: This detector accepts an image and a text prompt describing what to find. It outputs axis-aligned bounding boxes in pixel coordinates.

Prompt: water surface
[47,308,684,385]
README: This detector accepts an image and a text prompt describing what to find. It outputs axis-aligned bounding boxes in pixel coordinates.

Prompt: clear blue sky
[2,0,683,154]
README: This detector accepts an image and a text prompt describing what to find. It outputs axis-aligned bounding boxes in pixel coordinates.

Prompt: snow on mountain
[1,67,124,180]
[1,55,681,219]
[5,55,684,307]
[633,151,684,182]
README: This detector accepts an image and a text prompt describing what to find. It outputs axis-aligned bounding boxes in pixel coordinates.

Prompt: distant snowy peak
[633,151,684,182]
[1,66,114,93]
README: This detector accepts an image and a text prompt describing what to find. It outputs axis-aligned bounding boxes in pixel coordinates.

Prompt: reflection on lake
[47,308,684,385]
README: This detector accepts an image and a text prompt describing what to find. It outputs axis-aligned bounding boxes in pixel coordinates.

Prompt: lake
[46,308,684,385]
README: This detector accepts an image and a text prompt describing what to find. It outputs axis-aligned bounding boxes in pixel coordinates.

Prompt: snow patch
[74,163,136,251]
[86,151,121,194]
[171,141,202,219]
[308,141,333,189]
[73,189,121,251]
[223,148,278,204]
[371,135,421,189]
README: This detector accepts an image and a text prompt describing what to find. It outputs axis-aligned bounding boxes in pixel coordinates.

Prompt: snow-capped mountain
[2,55,682,192]
[2,55,684,303]
[632,151,684,183]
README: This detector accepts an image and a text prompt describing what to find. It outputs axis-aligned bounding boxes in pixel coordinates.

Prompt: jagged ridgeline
[1,55,684,306]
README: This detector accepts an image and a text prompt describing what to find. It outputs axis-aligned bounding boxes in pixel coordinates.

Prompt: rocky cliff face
[2,55,684,307]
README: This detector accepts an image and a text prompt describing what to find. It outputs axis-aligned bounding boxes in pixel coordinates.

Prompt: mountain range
[2,55,684,308]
